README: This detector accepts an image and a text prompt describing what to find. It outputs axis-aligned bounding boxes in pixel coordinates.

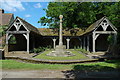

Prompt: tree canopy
[38,2,120,43]
[0,25,8,37]
[38,2,119,28]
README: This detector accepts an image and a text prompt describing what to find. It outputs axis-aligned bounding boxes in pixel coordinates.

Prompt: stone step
[56,45,66,49]
[9,51,28,54]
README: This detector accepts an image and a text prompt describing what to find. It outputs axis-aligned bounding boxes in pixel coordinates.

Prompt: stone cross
[59,15,63,46]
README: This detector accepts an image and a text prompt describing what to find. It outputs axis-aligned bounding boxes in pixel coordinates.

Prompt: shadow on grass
[62,63,120,79]
[105,59,120,70]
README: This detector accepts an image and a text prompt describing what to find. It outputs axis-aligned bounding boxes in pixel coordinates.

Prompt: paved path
[1,69,120,79]
[2,70,65,78]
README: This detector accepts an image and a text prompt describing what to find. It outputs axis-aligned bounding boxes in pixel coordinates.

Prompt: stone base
[46,45,75,57]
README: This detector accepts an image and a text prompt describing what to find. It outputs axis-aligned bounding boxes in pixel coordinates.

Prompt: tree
[38,2,120,43]
[38,2,96,29]
[0,25,8,37]
[39,2,119,28]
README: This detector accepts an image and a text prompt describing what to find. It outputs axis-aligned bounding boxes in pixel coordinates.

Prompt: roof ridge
[16,16,40,34]
[82,16,108,35]
[95,16,106,26]
[4,13,13,14]
[17,17,38,30]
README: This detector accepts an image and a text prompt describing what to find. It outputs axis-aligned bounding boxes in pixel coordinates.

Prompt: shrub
[32,46,53,53]
[74,46,80,50]
[77,48,89,54]
[33,47,45,53]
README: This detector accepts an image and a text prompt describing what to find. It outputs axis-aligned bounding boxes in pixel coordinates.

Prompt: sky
[0,0,118,28]
[0,0,49,28]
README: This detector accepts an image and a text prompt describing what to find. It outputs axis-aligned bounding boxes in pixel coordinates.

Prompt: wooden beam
[6,33,9,53]
[52,38,56,49]
[95,34,100,40]
[7,31,29,34]
[8,34,13,41]
[6,33,8,44]
[95,31,116,34]
[101,22,109,31]
[23,34,27,40]
[18,18,29,31]
[27,33,29,53]
[66,38,70,49]
[13,24,17,31]
[7,18,18,31]
[83,37,85,50]
[87,36,89,51]
[16,22,21,31]
[93,33,95,52]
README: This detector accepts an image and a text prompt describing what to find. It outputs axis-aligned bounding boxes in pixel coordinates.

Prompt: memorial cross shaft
[59,15,63,46]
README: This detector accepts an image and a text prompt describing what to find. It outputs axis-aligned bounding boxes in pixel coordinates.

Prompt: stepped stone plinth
[46,45,75,57]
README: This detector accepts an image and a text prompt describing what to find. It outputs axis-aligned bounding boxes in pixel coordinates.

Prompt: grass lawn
[1,60,120,71]
[34,50,88,60]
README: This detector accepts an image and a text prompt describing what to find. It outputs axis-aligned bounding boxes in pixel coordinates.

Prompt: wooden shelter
[6,16,117,53]
[6,17,42,52]
[81,16,117,52]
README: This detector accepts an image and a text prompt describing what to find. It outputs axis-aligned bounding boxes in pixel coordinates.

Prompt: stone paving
[2,70,65,78]
[1,69,120,79]
[5,51,34,58]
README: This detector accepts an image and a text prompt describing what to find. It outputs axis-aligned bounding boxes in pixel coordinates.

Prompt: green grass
[34,50,88,60]
[1,60,71,70]
[1,60,120,71]
[76,48,89,54]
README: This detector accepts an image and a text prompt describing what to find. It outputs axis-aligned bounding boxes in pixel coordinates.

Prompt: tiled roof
[38,28,84,36]
[38,16,117,36]
[1,13,13,25]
